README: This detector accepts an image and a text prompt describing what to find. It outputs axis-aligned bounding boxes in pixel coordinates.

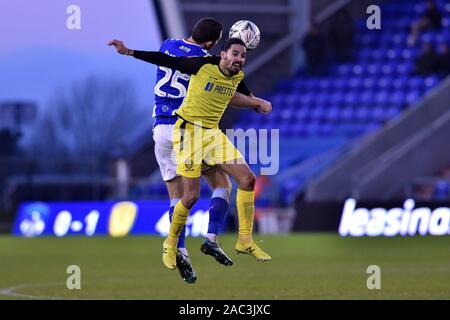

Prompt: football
[229,20,261,50]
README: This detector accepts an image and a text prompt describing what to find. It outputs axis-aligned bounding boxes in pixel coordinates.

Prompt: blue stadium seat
[386,48,402,60]
[276,79,293,93]
[340,107,354,122]
[424,76,440,90]
[294,108,308,121]
[386,107,401,120]
[262,119,277,129]
[396,17,412,29]
[325,106,340,123]
[355,107,370,123]
[306,78,320,91]
[318,79,331,90]
[284,93,299,108]
[362,77,376,89]
[329,91,344,103]
[315,93,329,105]
[442,17,450,28]
[366,121,382,133]
[352,64,364,75]
[366,63,381,75]
[406,90,421,105]
[310,106,325,121]
[377,77,392,89]
[401,48,414,60]
[408,77,424,90]
[292,79,305,93]
[318,123,333,136]
[270,93,284,107]
[413,2,426,14]
[300,96,314,108]
[348,77,361,90]
[343,92,358,106]
[280,109,294,121]
[239,0,445,146]
[371,107,385,122]
[389,91,406,106]
[359,33,377,46]
[359,90,374,105]
[380,63,395,76]
[358,48,372,62]
[395,62,413,75]
[336,64,352,76]
[305,121,320,135]
[371,49,384,60]
[392,33,408,47]
[291,124,306,136]
[392,76,408,90]
[375,91,389,104]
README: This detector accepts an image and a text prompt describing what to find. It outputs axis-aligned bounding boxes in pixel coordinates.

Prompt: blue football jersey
[153,39,208,124]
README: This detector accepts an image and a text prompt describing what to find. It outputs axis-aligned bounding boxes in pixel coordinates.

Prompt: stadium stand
[234,0,449,205]
[109,0,449,206]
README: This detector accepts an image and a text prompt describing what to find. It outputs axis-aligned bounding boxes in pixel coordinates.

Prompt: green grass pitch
[0,233,449,299]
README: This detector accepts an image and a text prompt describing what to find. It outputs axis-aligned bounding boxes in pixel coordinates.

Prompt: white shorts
[153,124,178,181]
[153,123,213,181]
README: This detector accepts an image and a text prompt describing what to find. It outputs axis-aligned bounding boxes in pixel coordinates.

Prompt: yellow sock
[167,201,191,246]
[236,188,255,244]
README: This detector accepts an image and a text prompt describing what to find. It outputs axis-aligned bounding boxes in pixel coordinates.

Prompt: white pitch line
[0,283,70,300]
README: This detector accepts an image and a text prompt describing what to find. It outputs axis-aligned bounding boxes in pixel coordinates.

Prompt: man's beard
[228,67,239,75]
[229,62,242,74]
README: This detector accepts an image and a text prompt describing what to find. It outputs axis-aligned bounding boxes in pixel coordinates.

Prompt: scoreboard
[13,200,211,237]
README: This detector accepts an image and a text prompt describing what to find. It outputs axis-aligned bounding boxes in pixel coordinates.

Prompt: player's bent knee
[182,194,199,209]
[238,172,256,190]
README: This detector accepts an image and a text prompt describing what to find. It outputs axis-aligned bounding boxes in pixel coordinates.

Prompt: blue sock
[169,198,185,249]
[208,188,230,235]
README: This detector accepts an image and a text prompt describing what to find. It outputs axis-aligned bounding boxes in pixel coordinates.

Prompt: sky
[0,0,163,125]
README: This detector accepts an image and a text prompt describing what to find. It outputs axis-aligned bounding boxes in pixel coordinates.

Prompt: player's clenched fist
[254,97,272,115]
[108,39,133,56]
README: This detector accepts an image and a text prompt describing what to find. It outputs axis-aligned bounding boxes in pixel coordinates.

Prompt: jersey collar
[181,38,203,49]
[217,64,241,78]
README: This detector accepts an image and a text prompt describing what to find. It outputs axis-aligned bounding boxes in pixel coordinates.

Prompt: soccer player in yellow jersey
[109,38,272,270]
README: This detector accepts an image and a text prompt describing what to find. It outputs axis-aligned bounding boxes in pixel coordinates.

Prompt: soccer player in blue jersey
[110,18,262,284]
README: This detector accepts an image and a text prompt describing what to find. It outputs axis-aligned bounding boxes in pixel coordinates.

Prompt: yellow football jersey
[178,63,244,128]
[133,52,250,128]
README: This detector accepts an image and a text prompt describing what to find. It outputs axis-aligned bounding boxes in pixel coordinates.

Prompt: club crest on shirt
[184,159,194,170]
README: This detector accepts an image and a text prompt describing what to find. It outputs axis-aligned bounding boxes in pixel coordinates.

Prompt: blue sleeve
[191,46,209,57]
[159,39,170,53]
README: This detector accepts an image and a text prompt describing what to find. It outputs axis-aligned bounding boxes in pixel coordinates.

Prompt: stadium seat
[237,0,444,143]
[371,107,385,122]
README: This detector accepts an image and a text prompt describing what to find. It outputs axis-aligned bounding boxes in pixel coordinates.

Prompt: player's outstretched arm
[108,39,210,75]
[253,96,272,114]
[108,39,134,56]
[229,92,256,109]
[230,93,272,115]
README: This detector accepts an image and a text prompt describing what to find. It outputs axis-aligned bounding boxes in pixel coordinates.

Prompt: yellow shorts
[173,118,243,178]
